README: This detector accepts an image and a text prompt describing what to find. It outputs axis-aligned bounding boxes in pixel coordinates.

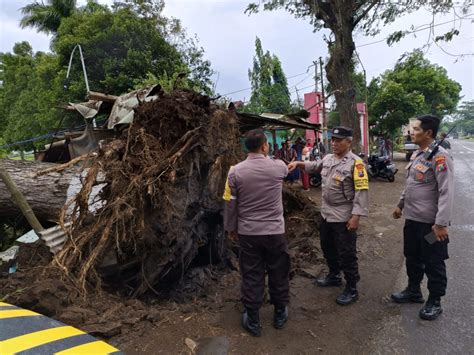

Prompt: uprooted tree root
[54,89,242,296]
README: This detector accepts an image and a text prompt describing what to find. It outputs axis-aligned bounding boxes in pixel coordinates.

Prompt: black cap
[331,126,353,138]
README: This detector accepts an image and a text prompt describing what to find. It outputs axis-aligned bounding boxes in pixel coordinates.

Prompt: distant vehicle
[402,118,418,161]
[404,138,418,161]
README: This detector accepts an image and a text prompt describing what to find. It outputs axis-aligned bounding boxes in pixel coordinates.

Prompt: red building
[304,92,369,154]
[304,92,323,146]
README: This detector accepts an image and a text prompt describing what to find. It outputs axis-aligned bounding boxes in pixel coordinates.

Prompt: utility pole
[313,61,318,93]
[295,86,302,108]
[319,57,328,152]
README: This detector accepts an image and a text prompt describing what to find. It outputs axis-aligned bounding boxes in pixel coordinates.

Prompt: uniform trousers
[404,219,449,299]
[238,234,290,310]
[320,219,360,287]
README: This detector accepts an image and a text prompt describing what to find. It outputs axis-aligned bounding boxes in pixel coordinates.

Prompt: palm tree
[20,0,77,34]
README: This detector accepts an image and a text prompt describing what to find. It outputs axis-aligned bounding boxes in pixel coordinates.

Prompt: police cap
[331,126,353,139]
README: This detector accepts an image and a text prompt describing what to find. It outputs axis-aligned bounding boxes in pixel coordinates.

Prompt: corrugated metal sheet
[38,223,71,254]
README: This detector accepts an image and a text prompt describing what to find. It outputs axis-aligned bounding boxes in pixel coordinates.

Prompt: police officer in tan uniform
[392,115,453,321]
[223,129,290,336]
[289,127,369,305]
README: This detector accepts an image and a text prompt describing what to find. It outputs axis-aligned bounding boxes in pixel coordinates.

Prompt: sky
[1,0,473,104]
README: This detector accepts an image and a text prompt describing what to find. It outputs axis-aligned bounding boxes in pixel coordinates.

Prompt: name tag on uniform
[414,164,429,173]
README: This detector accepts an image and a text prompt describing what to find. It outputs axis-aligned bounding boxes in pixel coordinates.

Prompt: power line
[220,64,316,98]
[357,14,474,48]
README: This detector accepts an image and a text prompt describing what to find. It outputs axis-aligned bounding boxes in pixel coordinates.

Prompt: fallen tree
[54,89,243,296]
[0,159,78,222]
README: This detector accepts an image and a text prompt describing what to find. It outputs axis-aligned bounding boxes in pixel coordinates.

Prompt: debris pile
[0,89,323,342]
[55,89,242,296]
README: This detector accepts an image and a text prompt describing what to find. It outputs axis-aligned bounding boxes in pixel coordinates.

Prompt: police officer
[223,129,290,337]
[289,127,369,305]
[392,115,453,321]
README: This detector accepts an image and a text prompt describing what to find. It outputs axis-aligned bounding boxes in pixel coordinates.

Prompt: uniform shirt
[397,146,453,226]
[223,153,288,235]
[304,150,369,222]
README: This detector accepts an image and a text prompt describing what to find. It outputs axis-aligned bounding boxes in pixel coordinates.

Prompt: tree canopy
[244,37,291,114]
[20,0,77,35]
[369,50,461,135]
[444,101,474,136]
[0,0,214,150]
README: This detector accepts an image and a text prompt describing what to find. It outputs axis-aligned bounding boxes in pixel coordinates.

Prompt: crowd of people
[271,136,327,191]
[223,115,453,337]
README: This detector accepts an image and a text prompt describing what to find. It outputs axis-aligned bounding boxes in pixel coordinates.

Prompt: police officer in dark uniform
[392,114,453,321]
[289,127,369,305]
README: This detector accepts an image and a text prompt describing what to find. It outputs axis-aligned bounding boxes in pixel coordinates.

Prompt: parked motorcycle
[366,154,398,182]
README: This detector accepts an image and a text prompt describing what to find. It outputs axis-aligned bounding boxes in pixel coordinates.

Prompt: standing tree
[245,37,291,114]
[369,50,461,135]
[20,0,77,34]
[450,101,474,136]
[246,1,469,151]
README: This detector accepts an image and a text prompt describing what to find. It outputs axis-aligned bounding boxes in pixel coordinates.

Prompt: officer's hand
[228,231,238,242]
[288,161,298,172]
[432,225,448,241]
[346,215,360,232]
[392,207,402,219]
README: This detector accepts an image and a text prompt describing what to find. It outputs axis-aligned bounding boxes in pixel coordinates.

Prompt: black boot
[273,305,288,329]
[419,297,443,321]
[315,272,342,287]
[242,308,261,337]
[391,287,424,304]
[336,286,359,306]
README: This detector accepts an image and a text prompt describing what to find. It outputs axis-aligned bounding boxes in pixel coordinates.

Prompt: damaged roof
[236,112,321,132]
[66,86,320,132]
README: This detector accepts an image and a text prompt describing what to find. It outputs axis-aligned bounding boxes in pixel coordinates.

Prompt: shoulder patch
[353,159,369,190]
[222,166,235,201]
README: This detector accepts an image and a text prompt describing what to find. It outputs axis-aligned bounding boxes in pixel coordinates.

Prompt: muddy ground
[0,155,408,354]
[114,155,408,354]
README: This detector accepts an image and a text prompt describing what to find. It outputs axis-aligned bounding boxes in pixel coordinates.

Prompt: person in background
[223,129,290,336]
[317,138,326,157]
[301,140,311,191]
[272,143,280,159]
[278,140,297,183]
[291,138,303,181]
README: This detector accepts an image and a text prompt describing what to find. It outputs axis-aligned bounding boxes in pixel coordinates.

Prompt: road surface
[373,138,474,354]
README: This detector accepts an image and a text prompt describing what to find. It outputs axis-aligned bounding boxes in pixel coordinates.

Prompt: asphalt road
[373,139,474,354]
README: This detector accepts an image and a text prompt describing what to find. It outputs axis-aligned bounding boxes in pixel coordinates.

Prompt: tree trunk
[325,3,361,151]
[0,159,77,222]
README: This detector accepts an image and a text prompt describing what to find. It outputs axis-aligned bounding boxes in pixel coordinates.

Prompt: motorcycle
[309,146,322,187]
[366,154,398,182]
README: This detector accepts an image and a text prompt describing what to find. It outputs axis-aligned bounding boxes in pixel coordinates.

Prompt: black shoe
[336,286,359,306]
[315,273,342,287]
[391,287,425,304]
[273,305,288,329]
[419,298,443,321]
[242,308,261,337]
